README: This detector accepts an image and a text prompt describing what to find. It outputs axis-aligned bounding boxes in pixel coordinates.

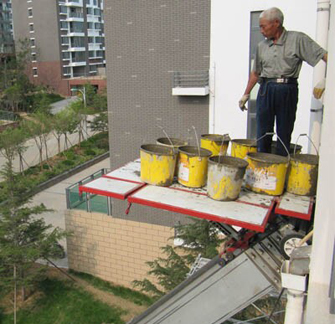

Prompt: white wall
[210,0,319,151]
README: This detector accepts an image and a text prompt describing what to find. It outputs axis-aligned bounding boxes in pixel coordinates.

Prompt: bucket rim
[291,153,319,165]
[231,139,257,147]
[247,152,289,164]
[156,137,188,147]
[209,155,249,168]
[178,145,212,157]
[140,144,175,156]
[201,134,230,144]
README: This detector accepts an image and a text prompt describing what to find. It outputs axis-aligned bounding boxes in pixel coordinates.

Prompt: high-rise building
[11,0,106,96]
[0,0,14,56]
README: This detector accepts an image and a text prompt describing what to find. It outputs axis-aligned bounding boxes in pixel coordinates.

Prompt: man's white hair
[260,7,284,26]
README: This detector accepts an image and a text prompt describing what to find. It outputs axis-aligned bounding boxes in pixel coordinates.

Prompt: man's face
[259,17,280,39]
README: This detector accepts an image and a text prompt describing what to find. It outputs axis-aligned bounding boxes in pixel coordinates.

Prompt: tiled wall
[66,209,174,288]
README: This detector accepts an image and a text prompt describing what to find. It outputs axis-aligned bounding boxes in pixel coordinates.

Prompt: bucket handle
[254,132,291,160]
[294,133,319,155]
[157,125,175,151]
[192,125,202,161]
[219,133,230,163]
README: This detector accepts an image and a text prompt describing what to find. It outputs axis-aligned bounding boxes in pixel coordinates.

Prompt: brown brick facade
[65,210,174,288]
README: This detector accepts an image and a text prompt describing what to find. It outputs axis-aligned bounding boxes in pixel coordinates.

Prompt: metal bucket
[245,153,289,196]
[207,156,249,201]
[156,137,188,176]
[140,144,176,186]
[271,141,302,154]
[231,139,257,159]
[286,154,319,196]
[178,146,212,188]
[200,134,229,157]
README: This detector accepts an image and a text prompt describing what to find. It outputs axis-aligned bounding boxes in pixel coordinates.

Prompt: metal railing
[66,168,111,215]
[173,70,209,88]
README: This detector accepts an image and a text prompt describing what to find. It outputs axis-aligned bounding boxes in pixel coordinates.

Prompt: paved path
[50,96,79,114]
[33,157,110,268]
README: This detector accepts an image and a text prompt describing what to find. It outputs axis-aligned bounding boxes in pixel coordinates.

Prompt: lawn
[0,278,126,324]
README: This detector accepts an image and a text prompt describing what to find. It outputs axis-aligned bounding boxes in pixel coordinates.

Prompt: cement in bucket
[178,146,212,188]
[140,144,176,186]
[156,137,188,176]
[245,152,289,196]
[286,154,319,196]
[207,156,249,201]
[231,139,257,159]
[200,134,229,156]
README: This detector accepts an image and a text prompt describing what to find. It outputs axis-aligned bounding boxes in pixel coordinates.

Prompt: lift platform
[78,160,315,323]
[78,160,314,231]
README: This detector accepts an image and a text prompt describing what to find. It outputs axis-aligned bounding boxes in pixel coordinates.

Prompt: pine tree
[0,162,66,322]
[133,218,223,299]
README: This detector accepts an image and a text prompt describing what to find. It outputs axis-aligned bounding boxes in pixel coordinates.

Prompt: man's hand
[239,94,250,111]
[313,78,326,99]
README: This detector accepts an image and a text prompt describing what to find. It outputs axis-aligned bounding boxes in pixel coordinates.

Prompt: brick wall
[65,209,174,288]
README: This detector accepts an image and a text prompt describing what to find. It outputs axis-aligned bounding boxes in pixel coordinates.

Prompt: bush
[61,160,75,166]
[84,149,96,156]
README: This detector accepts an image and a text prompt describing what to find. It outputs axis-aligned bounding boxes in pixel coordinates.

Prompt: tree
[69,100,88,144]
[0,162,66,323]
[90,111,108,133]
[133,219,223,299]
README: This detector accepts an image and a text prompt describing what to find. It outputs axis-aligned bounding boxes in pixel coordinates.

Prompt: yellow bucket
[207,156,249,201]
[178,146,212,188]
[200,134,229,156]
[271,141,302,154]
[245,153,289,196]
[286,154,319,196]
[140,144,176,186]
[231,139,257,159]
[156,137,188,176]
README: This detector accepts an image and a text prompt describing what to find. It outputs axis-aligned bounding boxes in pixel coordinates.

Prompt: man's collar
[269,28,287,47]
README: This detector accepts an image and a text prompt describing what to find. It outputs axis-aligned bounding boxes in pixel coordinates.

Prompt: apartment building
[11,0,106,96]
[0,0,14,56]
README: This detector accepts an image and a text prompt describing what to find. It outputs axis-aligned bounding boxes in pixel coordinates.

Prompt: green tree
[90,111,108,133]
[0,162,66,323]
[133,219,223,299]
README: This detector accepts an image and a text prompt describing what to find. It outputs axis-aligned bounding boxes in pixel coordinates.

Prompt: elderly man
[239,7,327,156]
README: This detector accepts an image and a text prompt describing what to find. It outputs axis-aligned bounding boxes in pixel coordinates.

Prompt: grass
[0,278,126,324]
[70,270,154,307]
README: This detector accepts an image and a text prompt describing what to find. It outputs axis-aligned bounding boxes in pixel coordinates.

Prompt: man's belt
[260,77,298,84]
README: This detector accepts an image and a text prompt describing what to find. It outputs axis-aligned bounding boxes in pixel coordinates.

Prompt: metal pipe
[308,0,330,153]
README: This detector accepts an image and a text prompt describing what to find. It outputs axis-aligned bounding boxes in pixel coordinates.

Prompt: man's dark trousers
[256,81,298,156]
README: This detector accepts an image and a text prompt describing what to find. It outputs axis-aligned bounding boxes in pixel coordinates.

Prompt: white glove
[313,78,326,99]
[239,94,250,111]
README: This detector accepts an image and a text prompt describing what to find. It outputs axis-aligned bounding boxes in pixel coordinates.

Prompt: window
[60,21,68,29]
[87,7,93,15]
[94,22,101,30]
[70,22,84,33]
[28,8,33,17]
[29,23,34,32]
[87,22,94,29]
[62,52,70,60]
[71,37,85,48]
[88,37,94,44]
[30,38,35,47]
[94,8,100,16]
[61,37,69,44]
[59,6,67,14]
[31,52,37,62]
[32,67,38,77]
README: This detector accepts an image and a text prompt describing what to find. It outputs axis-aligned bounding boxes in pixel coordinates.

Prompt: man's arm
[238,71,259,111]
[322,53,328,63]
[313,53,328,99]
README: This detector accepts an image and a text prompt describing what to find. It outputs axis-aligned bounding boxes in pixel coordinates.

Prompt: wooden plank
[79,177,145,200]
[275,192,314,220]
[128,185,275,232]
